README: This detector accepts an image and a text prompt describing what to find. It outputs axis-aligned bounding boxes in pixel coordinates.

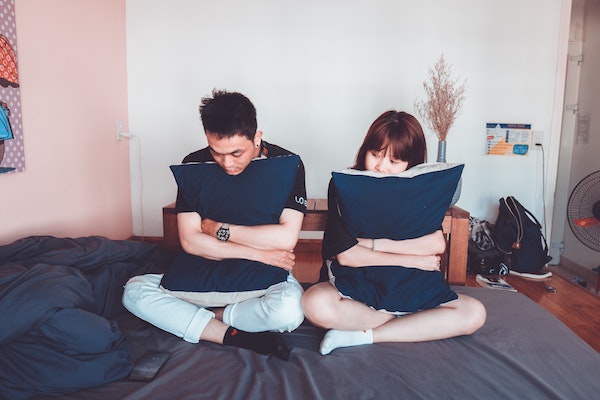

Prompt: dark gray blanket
[0,236,168,400]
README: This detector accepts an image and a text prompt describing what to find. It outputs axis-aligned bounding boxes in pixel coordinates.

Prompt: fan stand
[593,265,600,294]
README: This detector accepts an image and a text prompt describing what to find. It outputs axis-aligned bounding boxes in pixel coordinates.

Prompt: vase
[436,140,461,206]
[436,140,447,163]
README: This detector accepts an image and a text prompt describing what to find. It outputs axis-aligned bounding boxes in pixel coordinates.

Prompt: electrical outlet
[117,120,131,141]
[532,130,543,145]
[117,120,124,141]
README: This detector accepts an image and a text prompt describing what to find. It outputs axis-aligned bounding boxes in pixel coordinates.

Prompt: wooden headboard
[162,200,469,285]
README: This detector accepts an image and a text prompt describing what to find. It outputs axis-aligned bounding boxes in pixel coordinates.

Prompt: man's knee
[264,282,304,332]
[122,274,163,316]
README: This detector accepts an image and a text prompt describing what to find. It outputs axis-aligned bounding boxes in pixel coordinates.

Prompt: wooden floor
[472,267,600,353]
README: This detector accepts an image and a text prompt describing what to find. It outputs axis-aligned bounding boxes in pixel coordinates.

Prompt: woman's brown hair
[353,111,427,171]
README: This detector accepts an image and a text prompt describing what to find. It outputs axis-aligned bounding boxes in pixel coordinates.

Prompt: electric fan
[567,170,600,252]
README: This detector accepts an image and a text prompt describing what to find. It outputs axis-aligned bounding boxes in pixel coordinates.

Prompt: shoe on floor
[509,269,553,279]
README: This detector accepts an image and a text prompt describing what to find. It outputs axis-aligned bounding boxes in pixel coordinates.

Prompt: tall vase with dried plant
[414,54,466,204]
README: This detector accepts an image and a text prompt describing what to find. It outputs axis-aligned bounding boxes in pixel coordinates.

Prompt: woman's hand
[409,255,441,271]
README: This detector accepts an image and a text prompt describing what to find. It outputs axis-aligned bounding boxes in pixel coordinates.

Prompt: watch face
[217,227,230,241]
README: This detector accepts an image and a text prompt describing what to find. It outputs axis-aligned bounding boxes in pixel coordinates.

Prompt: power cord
[535,142,547,239]
[120,133,145,240]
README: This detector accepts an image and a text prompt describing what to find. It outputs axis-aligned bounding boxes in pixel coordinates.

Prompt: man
[123,90,307,360]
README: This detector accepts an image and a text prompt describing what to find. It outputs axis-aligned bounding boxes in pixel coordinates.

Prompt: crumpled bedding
[0,236,168,400]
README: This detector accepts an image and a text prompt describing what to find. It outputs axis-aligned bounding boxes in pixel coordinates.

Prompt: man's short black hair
[199,90,257,140]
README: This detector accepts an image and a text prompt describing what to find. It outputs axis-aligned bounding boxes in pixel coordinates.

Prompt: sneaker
[509,269,553,279]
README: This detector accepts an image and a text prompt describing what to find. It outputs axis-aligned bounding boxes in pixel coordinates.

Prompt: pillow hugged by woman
[302,110,486,355]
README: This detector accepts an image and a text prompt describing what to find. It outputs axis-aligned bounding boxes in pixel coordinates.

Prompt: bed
[2,232,600,399]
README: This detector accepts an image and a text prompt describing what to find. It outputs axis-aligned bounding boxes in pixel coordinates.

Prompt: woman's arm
[340,230,445,271]
[323,179,441,271]
[356,230,446,256]
[336,244,441,271]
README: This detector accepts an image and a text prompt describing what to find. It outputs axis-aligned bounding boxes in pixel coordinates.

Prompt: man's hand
[201,218,221,237]
[258,249,295,271]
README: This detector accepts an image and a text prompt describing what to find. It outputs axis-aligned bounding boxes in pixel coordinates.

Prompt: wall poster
[485,123,532,156]
[0,0,23,174]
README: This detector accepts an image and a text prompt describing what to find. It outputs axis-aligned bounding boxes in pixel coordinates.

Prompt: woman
[302,110,486,355]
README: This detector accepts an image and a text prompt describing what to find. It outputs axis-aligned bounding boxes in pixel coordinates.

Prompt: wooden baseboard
[128,236,164,245]
[550,258,599,296]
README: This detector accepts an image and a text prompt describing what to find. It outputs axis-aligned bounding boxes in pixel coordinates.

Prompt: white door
[550,41,582,262]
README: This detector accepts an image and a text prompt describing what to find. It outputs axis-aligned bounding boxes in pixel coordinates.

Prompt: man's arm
[201,208,304,251]
[177,211,297,271]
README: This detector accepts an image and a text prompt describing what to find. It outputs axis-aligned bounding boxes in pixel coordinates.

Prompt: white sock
[319,329,374,355]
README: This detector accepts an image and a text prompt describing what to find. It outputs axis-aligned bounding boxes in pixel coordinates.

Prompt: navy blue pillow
[332,163,464,240]
[170,155,300,225]
[329,261,458,312]
[161,155,300,304]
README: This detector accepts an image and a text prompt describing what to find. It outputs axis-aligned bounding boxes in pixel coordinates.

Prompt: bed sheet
[29,286,600,400]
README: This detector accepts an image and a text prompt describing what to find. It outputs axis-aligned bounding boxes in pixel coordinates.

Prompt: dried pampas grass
[415,55,466,141]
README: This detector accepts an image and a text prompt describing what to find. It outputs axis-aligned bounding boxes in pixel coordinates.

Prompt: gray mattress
[31,285,600,400]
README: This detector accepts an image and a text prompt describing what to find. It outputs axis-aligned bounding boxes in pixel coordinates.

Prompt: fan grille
[567,170,600,252]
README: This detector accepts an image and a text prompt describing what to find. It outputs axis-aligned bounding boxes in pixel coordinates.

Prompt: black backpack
[493,196,552,273]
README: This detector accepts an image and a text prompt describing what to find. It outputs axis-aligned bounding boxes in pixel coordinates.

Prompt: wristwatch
[216,223,230,242]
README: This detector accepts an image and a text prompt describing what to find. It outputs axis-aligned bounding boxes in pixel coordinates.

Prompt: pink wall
[0,0,131,245]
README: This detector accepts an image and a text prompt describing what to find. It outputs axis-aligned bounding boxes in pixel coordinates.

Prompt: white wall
[126,0,567,237]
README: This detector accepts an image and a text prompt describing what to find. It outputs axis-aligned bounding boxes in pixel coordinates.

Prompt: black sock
[222,326,290,360]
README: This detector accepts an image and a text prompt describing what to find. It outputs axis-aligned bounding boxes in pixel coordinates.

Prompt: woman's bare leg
[303,283,486,355]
